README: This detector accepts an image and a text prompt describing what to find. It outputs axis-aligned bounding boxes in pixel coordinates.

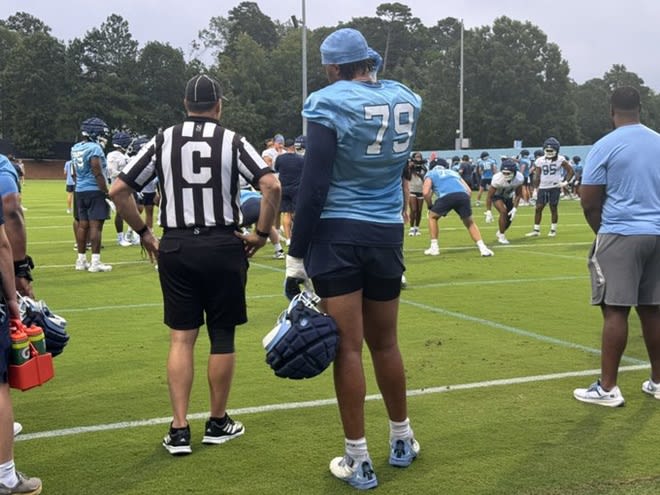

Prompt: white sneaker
[414,227,421,236]
[13,421,22,437]
[480,247,494,257]
[118,238,132,247]
[408,227,415,236]
[642,379,660,399]
[88,262,112,272]
[75,259,90,271]
[66,208,72,214]
[400,274,407,289]
[424,246,439,256]
[548,230,557,237]
[329,455,378,490]
[573,380,624,407]
[525,230,540,237]
[496,233,510,245]
[130,236,141,245]
[475,200,481,207]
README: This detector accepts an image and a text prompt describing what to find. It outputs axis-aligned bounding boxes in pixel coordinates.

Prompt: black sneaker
[162,424,192,455]
[202,415,245,445]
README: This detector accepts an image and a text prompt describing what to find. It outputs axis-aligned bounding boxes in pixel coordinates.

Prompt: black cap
[185,74,224,103]
[284,138,296,148]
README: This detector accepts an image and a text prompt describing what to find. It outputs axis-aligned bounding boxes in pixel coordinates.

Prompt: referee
[110,74,281,455]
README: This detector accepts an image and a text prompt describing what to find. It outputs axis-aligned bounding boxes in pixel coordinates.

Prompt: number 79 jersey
[302,79,422,223]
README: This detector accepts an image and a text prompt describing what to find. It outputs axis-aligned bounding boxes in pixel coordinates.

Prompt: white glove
[484,210,494,223]
[285,255,313,300]
[508,207,517,221]
[285,255,307,279]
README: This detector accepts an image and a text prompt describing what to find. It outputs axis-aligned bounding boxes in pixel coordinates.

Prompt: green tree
[0,12,51,35]
[2,32,66,157]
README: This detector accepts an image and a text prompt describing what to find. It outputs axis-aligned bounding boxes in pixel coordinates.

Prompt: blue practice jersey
[71,141,107,192]
[0,154,19,196]
[425,168,466,198]
[302,79,422,225]
[476,157,497,179]
[583,123,660,235]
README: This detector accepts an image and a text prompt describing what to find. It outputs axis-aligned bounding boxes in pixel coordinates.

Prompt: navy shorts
[430,192,472,219]
[280,188,298,213]
[140,192,157,206]
[66,184,75,193]
[480,178,492,189]
[240,198,260,227]
[158,227,248,330]
[537,188,561,206]
[306,243,404,301]
[75,190,109,221]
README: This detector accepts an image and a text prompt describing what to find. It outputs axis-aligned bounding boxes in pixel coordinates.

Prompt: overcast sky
[2,0,659,91]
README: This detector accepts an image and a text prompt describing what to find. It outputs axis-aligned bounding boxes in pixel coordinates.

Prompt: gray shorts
[588,234,660,306]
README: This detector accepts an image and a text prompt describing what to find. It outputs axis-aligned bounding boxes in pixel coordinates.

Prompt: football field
[12,180,660,494]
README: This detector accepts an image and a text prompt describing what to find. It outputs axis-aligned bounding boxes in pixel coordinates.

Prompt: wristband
[255,229,270,239]
[136,225,149,237]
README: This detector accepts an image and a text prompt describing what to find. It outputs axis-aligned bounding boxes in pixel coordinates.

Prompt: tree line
[1,2,659,159]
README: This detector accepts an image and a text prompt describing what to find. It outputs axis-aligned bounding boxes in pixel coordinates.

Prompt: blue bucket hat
[321,28,369,65]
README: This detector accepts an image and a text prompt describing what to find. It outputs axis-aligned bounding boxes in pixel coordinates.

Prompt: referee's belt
[162,225,237,236]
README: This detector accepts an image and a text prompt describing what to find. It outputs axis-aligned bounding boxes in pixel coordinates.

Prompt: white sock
[497,231,504,237]
[0,459,18,488]
[345,437,369,461]
[533,224,540,231]
[389,417,413,441]
[430,239,438,247]
[91,254,101,264]
[77,253,87,262]
[476,240,486,249]
[117,232,123,241]
[550,223,557,231]
[273,242,282,252]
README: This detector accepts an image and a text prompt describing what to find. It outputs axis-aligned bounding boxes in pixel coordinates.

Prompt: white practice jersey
[534,155,566,189]
[490,171,523,199]
[106,150,129,181]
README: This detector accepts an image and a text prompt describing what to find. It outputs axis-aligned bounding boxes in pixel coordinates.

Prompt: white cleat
[480,248,494,257]
[88,262,112,272]
[424,246,440,256]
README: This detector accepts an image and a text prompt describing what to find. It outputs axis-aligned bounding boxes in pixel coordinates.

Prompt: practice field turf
[12,180,660,494]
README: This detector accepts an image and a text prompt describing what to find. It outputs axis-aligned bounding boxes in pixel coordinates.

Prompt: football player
[525,137,574,237]
[107,131,133,246]
[485,159,524,245]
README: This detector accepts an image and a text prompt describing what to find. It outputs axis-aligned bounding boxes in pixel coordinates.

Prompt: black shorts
[493,196,514,212]
[0,311,10,383]
[537,188,561,206]
[306,243,404,301]
[430,192,472,219]
[280,192,297,213]
[66,184,74,193]
[75,190,109,221]
[480,178,492,188]
[158,227,248,329]
[140,192,157,206]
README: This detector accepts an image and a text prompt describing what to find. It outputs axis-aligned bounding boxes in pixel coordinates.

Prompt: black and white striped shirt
[119,117,272,229]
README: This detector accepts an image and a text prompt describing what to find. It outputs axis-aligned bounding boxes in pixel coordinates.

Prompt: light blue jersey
[519,157,531,177]
[70,141,107,192]
[426,168,466,198]
[583,123,660,235]
[239,189,261,204]
[64,160,75,186]
[476,157,497,179]
[302,79,422,224]
[0,154,19,196]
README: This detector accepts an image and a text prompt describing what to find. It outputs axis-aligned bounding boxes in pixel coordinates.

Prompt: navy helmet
[263,292,339,380]
[500,159,518,180]
[543,137,561,159]
[112,131,132,150]
[81,117,109,145]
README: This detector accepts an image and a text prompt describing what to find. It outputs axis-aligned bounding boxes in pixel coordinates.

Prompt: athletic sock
[345,437,369,461]
[0,460,18,488]
[389,417,413,440]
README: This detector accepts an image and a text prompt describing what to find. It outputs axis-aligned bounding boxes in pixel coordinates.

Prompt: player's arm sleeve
[288,121,336,259]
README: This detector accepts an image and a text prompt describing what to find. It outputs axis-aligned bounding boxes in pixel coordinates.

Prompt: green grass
[11,180,660,494]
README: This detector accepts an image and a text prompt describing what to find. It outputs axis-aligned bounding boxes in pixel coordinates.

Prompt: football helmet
[572,156,581,164]
[520,149,530,157]
[480,151,489,159]
[533,149,544,158]
[81,117,110,146]
[500,159,518,181]
[112,131,132,150]
[127,136,149,156]
[294,135,306,151]
[543,137,560,159]
[18,295,69,357]
[262,292,339,380]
